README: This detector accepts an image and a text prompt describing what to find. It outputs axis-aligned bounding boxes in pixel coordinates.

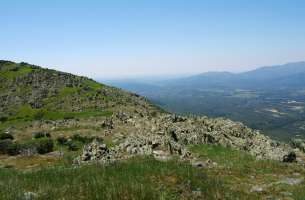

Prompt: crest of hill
[0,60,161,123]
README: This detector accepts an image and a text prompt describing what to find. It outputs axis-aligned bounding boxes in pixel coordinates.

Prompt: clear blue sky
[1,0,305,78]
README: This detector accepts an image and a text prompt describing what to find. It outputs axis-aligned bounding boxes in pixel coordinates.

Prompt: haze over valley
[106,61,305,141]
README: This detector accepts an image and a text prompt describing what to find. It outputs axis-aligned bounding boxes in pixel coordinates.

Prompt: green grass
[190,144,290,173]
[189,144,305,199]
[0,145,304,199]
[0,106,113,131]
[0,65,34,79]
[42,110,113,120]
[7,105,112,121]
[0,157,244,200]
[60,87,80,96]
[84,80,104,91]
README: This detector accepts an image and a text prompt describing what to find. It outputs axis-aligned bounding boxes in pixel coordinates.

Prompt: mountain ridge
[106,61,305,140]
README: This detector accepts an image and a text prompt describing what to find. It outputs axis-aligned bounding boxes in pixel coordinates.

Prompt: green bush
[18,138,54,155]
[7,143,20,156]
[33,131,51,139]
[33,110,45,120]
[56,135,68,145]
[0,133,14,140]
[17,140,36,155]
[71,133,93,143]
[36,138,54,154]
[67,142,79,151]
[0,113,8,122]
[0,139,13,154]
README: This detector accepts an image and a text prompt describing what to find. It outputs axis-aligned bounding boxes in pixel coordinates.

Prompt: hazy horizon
[2,0,305,78]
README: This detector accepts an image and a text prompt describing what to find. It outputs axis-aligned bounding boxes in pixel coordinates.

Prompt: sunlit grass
[0,157,243,200]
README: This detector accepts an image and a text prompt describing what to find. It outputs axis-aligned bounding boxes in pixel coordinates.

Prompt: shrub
[33,110,45,120]
[17,140,37,156]
[33,132,51,139]
[0,133,14,140]
[0,139,13,154]
[7,143,20,156]
[71,133,92,143]
[67,142,79,151]
[36,138,54,154]
[56,135,68,145]
[0,113,8,122]
[18,138,54,155]
[20,62,29,66]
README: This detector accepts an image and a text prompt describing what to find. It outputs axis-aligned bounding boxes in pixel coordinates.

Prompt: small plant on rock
[57,135,68,145]
[36,138,54,154]
[0,133,14,140]
[0,139,13,154]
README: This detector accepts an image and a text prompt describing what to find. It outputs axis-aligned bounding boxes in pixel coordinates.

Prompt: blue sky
[1,0,305,78]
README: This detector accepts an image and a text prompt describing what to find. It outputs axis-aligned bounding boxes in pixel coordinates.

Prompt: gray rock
[22,192,37,200]
[278,177,303,186]
[77,114,296,164]
[250,185,264,193]
[153,150,172,161]
[191,161,207,168]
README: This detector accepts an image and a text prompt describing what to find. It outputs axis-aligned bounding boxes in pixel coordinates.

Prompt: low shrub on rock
[0,139,13,154]
[71,133,93,143]
[57,135,68,145]
[7,143,21,156]
[33,110,45,120]
[35,138,54,154]
[0,113,8,122]
[67,141,79,151]
[33,132,51,139]
[0,133,14,140]
[17,138,54,155]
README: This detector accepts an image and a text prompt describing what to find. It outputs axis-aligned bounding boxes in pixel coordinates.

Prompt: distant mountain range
[161,61,305,90]
[105,61,305,141]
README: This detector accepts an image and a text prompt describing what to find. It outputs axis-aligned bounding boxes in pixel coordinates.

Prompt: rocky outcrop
[75,139,121,164]
[76,113,295,164]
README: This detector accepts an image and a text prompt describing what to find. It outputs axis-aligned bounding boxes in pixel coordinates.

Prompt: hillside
[0,60,161,128]
[0,61,305,199]
[108,62,305,141]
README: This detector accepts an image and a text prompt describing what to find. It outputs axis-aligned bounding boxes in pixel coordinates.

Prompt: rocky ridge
[76,113,295,164]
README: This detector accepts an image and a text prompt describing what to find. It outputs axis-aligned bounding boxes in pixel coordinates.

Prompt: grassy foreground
[0,145,304,199]
[0,157,231,200]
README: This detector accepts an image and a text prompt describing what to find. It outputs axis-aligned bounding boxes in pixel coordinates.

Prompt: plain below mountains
[106,61,305,141]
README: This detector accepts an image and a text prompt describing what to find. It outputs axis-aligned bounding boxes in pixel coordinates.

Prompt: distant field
[107,61,305,141]
[146,89,305,141]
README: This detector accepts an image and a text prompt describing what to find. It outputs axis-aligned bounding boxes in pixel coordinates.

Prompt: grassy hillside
[0,60,161,132]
